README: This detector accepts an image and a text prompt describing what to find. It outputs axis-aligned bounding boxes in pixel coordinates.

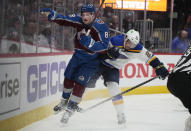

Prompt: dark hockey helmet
[81,4,95,14]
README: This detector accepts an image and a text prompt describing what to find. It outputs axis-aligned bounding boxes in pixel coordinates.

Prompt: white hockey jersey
[102,34,157,69]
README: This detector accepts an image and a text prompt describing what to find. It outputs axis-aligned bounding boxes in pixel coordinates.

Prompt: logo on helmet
[125,29,140,45]
[81,4,95,13]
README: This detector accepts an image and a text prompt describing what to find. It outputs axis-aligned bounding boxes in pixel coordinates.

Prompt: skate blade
[60,121,69,127]
[118,123,127,128]
[54,110,62,114]
[60,118,69,124]
[54,107,66,114]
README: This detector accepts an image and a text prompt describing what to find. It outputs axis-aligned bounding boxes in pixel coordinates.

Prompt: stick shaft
[80,76,158,113]
[109,28,125,35]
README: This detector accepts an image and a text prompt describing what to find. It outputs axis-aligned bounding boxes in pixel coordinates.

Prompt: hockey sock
[62,78,74,99]
[69,82,85,104]
[106,82,125,114]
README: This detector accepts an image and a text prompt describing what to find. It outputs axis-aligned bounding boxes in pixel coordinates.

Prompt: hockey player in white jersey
[87,29,169,127]
[167,47,191,131]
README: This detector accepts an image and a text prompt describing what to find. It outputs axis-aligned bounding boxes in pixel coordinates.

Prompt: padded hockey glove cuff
[149,58,161,68]
[154,64,169,80]
[150,58,169,80]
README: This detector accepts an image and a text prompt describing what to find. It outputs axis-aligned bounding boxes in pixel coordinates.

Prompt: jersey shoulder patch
[97,19,104,24]
[93,20,108,32]
[68,13,76,17]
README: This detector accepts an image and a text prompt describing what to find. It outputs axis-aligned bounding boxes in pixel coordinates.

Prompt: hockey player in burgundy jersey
[40,4,109,124]
[87,29,169,127]
[167,47,191,131]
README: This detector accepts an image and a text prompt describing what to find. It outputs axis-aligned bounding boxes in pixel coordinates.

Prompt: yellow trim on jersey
[112,99,124,105]
[127,49,141,53]
[116,46,124,48]
[147,56,157,64]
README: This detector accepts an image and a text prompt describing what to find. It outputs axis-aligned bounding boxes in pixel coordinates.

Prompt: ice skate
[53,98,68,114]
[117,113,126,128]
[60,109,74,124]
[184,115,191,131]
[60,101,78,124]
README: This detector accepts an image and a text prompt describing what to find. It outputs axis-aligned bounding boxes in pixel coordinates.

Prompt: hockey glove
[150,58,169,80]
[79,34,95,49]
[155,64,169,80]
[40,8,56,21]
[107,46,120,59]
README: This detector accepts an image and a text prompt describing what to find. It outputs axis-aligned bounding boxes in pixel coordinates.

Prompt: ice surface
[19,94,189,131]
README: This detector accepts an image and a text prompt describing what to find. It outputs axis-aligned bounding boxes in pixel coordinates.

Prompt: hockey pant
[167,72,191,114]
[62,55,100,104]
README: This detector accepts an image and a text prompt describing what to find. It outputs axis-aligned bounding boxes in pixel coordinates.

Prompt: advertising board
[103,0,167,11]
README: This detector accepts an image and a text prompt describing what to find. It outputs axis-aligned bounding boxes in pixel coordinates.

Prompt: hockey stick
[109,28,126,35]
[41,1,105,35]
[78,76,159,113]
[86,0,105,35]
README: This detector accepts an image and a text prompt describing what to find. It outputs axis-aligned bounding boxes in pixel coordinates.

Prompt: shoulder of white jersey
[133,43,143,50]
[110,34,125,48]
[126,43,143,53]
[93,19,109,32]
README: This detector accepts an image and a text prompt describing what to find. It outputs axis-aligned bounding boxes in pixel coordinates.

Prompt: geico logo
[0,73,19,99]
[27,61,66,103]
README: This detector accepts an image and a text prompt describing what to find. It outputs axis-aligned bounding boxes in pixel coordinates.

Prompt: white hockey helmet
[125,29,140,46]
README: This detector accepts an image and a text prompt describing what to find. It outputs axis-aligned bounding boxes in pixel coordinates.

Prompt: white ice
[19,94,189,131]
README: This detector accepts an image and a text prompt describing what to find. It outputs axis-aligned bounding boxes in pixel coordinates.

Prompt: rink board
[0,53,181,131]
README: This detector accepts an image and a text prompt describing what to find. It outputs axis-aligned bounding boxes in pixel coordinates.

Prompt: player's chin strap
[77,76,159,113]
